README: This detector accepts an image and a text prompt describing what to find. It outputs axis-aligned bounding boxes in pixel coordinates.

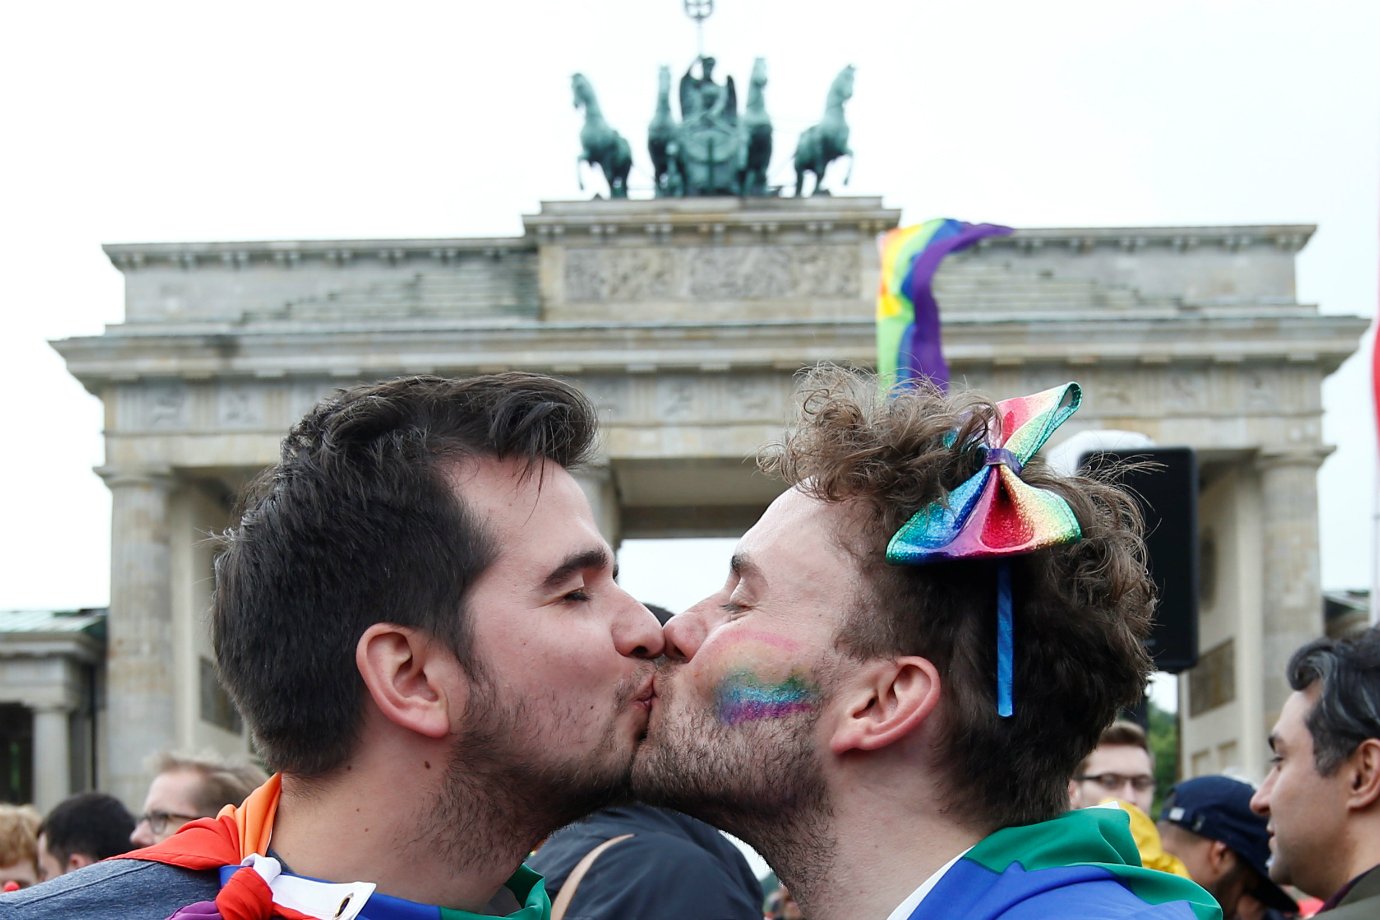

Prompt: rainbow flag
[877,219,1013,391]
[906,807,1220,919]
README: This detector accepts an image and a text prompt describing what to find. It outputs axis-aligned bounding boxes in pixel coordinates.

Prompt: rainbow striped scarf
[117,775,550,920]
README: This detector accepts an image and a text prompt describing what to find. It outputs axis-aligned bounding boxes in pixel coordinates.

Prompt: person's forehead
[448,456,611,583]
[1085,743,1154,773]
[147,767,205,809]
[739,488,861,567]
[735,488,866,610]
[1273,687,1319,748]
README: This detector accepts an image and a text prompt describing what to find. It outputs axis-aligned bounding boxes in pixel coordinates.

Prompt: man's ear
[828,656,940,755]
[356,623,461,740]
[1344,738,1380,810]
[1206,839,1236,874]
[68,853,95,871]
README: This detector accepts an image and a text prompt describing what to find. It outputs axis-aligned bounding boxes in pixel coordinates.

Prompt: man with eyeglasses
[1070,719,1158,815]
[128,751,266,848]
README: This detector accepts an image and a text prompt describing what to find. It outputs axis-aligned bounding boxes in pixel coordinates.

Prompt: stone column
[31,705,72,814]
[100,468,176,808]
[1255,448,1329,724]
[573,462,622,551]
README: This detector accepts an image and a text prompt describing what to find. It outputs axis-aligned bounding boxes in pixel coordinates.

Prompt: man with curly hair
[634,366,1218,920]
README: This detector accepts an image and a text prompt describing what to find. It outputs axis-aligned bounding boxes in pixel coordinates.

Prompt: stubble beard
[413,661,652,863]
[632,660,835,889]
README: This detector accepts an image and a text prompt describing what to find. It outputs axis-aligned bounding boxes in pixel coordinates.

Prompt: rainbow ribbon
[886,383,1084,716]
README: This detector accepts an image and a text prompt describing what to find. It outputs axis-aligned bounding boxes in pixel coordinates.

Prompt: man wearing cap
[1158,776,1298,920]
[1250,628,1380,918]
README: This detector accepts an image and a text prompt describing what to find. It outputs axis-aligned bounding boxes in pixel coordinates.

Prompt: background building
[40,197,1366,806]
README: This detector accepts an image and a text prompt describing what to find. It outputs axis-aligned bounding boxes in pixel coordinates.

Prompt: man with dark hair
[633,367,1217,920]
[1158,775,1298,920]
[129,751,267,847]
[36,794,135,881]
[1250,627,1380,917]
[4,373,663,918]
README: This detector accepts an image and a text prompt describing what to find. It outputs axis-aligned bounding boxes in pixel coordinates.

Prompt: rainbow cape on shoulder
[906,807,1221,920]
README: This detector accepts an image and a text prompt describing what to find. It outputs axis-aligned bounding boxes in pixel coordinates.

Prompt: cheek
[689,628,824,725]
[714,669,820,726]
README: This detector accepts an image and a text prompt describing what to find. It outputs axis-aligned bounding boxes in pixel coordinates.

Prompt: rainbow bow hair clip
[886,382,1084,716]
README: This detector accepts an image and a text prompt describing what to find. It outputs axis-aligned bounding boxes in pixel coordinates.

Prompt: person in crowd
[1157,775,1297,920]
[530,604,763,920]
[1070,719,1158,815]
[1070,719,1186,877]
[1250,628,1380,917]
[632,367,1219,920]
[764,883,803,920]
[0,806,40,892]
[0,373,663,918]
[35,793,135,881]
[128,751,266,847]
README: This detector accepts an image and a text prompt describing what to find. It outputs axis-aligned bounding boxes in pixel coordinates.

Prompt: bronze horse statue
[572,72,631,199]
[648,65,682,196]
[793,65,855,197]
[736,57,773,196]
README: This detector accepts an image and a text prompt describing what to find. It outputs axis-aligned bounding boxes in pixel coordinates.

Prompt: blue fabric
[908,859,1206,919]
[0,857,218,919]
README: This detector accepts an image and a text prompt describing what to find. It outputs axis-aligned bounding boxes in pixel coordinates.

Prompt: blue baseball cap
[1160,775,1297,913]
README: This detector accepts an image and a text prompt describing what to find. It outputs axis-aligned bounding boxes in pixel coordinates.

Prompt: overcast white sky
[1,1,1377,620]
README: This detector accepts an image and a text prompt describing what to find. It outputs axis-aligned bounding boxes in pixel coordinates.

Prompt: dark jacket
[530,805,763,920]
[1324,865,1380,918]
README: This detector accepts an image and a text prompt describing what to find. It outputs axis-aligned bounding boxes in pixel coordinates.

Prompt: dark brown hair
[39,793,135,865]
[1288,627,1380,775]
[760,365,1155,831]
[213,373,599,776]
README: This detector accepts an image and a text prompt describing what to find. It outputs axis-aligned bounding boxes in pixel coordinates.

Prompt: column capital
[96,465,176,490]
[1255,446,1333,472]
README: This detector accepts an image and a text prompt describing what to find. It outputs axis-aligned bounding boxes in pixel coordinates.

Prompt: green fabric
[437,865,550,920]
[965,807,1221,920]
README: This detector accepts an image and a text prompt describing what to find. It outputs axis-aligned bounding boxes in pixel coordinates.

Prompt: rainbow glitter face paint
[715,670,818,726]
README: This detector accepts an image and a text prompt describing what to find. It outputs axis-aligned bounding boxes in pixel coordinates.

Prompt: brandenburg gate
[53,196,1365,807]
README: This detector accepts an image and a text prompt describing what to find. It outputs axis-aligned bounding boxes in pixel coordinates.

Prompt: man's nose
[130,820,152,847]
[1249,779,1271,817]
[616,592,665,659]
[661,606,710,661]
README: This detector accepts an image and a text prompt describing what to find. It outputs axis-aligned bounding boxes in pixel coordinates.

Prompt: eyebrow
[541,548,613,592]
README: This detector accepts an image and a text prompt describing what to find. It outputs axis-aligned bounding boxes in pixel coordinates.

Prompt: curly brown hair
[760,365,1155,831]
